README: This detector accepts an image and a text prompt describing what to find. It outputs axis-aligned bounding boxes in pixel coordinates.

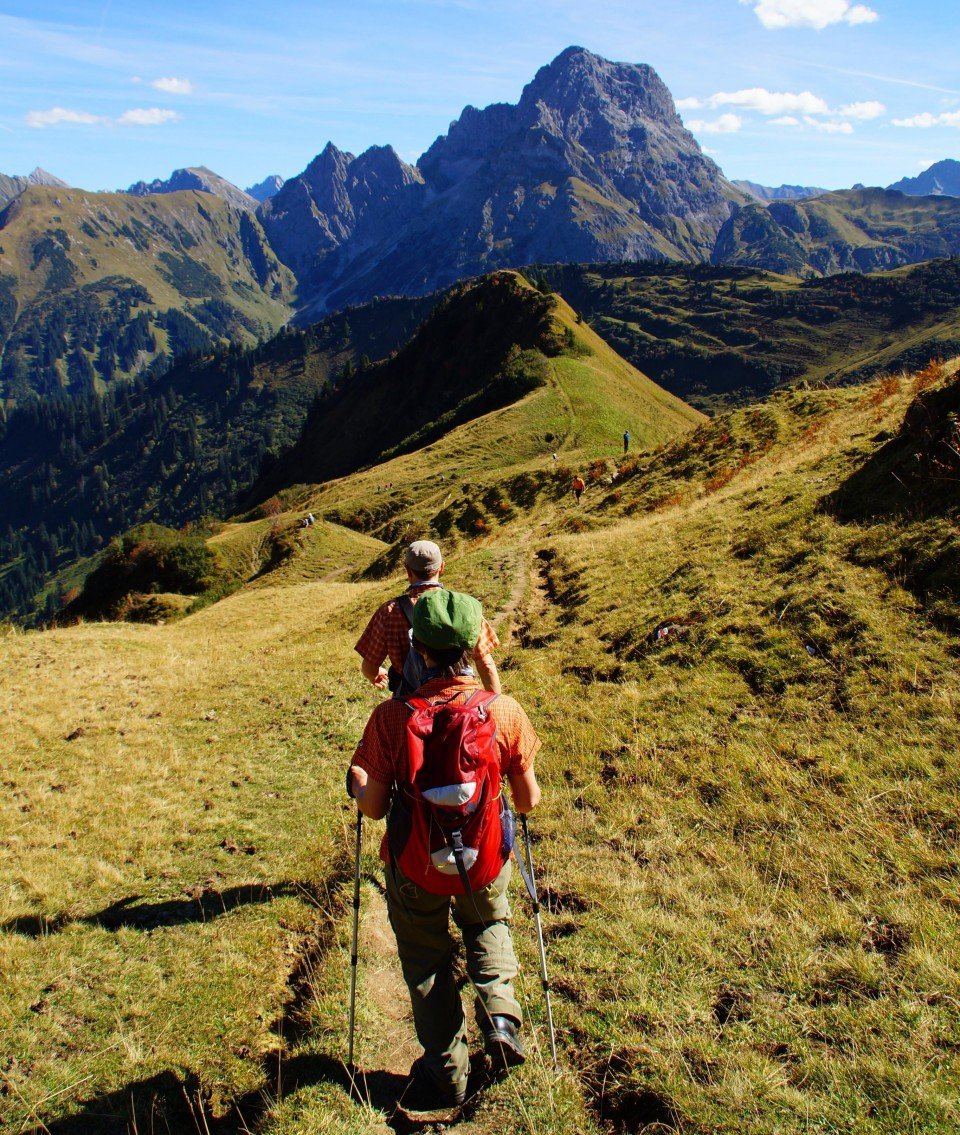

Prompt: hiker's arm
[360,657,389,689]
[475,652,501,694]
[349,766,390,819]
[507,766,540,814]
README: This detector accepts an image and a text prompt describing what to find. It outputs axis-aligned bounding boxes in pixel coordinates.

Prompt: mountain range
[2,46,960,408]
[4,253,959,623]
[126,165,259,212]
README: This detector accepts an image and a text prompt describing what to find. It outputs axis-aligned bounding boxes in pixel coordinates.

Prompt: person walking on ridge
[571,474,585,504]
[355,539,501,695]
[623,430,630,454]
[347,589,542,1111]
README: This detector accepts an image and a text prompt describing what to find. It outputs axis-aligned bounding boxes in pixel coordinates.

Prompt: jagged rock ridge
[733,180,827,202]
[261,46,746,316]
[126,166,257,212]
[889,159,960,198]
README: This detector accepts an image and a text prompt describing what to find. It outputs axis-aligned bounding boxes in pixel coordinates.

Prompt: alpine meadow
[1,33,960,1135]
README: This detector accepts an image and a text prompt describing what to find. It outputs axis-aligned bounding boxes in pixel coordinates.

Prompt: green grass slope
[2,358,958,1135]
[0,185,295,402]
[0,292,436,623]
[1,353,958,1133]
[713,188,960,278]
[538,257,960,409]
[251,270,703,502]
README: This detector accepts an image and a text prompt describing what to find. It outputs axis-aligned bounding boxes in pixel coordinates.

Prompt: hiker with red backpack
[355,539,501,697]
[347,588,541,1111]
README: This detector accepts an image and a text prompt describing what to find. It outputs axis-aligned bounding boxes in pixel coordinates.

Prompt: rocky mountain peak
[351,144,421,188]
[246,174,285,202]
[889,158,960,198]
[520,46,674,129]
[27,167,69,188]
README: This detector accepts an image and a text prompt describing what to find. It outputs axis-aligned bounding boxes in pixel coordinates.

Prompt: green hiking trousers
[384,857,522,1092]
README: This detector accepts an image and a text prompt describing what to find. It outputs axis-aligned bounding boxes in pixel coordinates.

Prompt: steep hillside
[713,187,960,276]
[0,186,294,402]
[0,292,436,621]
[538,257,960,409]
[1,359,957,1135]
[250,270,702,500]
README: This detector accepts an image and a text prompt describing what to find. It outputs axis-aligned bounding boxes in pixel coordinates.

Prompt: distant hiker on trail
[623,430,630,454]
[355,539,501,697]
[347,589,542,1111]
[571,475,585,504]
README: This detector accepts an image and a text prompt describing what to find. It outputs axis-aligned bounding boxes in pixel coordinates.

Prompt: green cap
[412,589,482,651]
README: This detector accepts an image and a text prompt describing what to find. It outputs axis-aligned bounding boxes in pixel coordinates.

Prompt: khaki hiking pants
[384,858,522,1092]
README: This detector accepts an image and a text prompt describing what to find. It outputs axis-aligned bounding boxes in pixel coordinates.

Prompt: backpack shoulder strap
[396,594,416,625]
[462,689,499,711]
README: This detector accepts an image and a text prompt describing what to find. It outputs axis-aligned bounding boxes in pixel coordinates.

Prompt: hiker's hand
[373,668,389,689]
[348,765,368,798]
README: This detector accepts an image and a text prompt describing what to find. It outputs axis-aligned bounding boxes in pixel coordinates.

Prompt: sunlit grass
[2,360,958,1133]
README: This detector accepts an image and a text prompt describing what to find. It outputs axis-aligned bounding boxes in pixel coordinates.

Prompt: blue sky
[0,0,957,193]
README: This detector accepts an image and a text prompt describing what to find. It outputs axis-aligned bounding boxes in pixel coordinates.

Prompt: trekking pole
[347,808,363,1071]
[519,814,559,1072]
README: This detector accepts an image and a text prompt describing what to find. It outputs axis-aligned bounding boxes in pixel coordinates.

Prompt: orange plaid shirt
[354,585,500,673]
[352,676,541,786]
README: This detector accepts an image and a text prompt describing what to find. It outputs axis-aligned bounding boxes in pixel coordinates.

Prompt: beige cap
[404,540,443,575]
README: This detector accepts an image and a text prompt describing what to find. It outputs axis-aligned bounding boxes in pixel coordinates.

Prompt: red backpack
[387,690,514,895]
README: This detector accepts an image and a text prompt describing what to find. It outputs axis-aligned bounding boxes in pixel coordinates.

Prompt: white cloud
[151,77,194,95]
[686,113,743,135]
[706,88,830,115]
[837,100,885,119]
[772,116,802,126]
[118,108,181,126]
[892,110,960,128]
[803,116,854,133]
[26,106,102,128]
[675,97,703,110]
[25,105,181,129]
[743,0,879,29]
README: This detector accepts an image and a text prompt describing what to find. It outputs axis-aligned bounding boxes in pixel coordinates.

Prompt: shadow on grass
[22,1056,496,1135]
[21,1055,350,1135]
[2,881,312,938]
